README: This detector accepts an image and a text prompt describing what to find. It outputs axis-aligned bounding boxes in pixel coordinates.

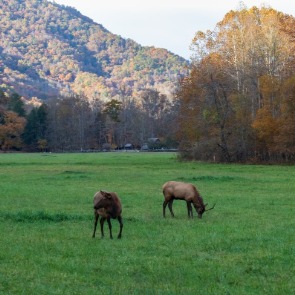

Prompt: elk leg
[100,217,106,238]
[168,199,175,217]
[92,211,99,238]
[163,200,169,217]
[117,215,123,239]
[186,202,193,218]
[107,216,113,239]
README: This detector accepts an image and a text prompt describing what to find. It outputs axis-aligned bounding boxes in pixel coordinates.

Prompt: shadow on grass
[1,211,145,224]
[177,175,238,182]
[0,210,89,223]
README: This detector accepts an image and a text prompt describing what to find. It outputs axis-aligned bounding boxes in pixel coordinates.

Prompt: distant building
[148,138,160,144]
[102,143,111,151]
[124,143,134,150]
[141,144,149,151]
[141,138,161,150]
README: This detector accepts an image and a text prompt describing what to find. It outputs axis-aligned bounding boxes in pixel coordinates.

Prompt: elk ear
[101,191,112,199]
[105,193,112,199]
[100,190,109,197]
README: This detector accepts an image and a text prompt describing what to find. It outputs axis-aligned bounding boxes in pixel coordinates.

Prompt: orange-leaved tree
[178,4,295,162]
[0,110,26,151]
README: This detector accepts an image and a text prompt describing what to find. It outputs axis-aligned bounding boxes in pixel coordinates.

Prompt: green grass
[0,152,294,294]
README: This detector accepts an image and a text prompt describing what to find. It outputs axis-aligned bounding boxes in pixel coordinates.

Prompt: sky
[50,0,295,60]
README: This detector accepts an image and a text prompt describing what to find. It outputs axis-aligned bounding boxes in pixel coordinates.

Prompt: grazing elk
[162,181,215,218]
[92,190,123,239]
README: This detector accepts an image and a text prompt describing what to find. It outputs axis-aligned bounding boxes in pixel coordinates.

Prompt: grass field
[0,152,294,294]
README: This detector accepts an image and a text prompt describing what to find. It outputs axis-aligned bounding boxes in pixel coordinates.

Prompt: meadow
[0,152,294,295]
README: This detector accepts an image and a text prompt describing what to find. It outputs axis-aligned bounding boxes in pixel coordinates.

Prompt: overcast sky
[50,0,295,60]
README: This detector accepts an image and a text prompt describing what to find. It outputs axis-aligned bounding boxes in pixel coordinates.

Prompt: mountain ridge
[0,0,188,102]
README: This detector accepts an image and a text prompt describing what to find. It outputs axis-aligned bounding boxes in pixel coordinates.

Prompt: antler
[205,203,216,211]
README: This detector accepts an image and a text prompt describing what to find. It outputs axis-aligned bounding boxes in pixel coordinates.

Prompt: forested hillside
[0,0,188,101]
[177,6,295,162]
[1,3,295,163]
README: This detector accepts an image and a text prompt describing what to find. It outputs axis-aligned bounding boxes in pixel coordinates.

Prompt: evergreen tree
[22,104,48,150]
[0,89,8,106]
[36,104,48,138]
[8,93,26,117]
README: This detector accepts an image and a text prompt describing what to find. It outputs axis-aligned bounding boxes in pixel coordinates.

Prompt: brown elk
[92,190,123,239]
[162,181,215,218]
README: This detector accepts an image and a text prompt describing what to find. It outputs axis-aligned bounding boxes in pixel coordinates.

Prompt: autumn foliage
[1,3,295,163]
[0,91,26,150]
[0,0,187,101]
[177,5,295,162]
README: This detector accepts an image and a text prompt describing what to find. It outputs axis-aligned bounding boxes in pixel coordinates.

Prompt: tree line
[1,5,295,164]
[176,6,295,163]
[0,88,179,152]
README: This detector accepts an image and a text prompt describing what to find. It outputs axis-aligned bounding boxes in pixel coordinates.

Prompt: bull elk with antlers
[162,181,215,219]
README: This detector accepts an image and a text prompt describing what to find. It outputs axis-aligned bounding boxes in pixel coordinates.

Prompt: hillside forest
[1,3,295,163]
[0,0,188,100]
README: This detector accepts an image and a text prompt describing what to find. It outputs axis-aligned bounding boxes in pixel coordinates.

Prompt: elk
[92,190,123,239]
[162,181,215,218]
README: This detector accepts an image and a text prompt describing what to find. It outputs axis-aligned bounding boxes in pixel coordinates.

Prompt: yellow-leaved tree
[0,110,26,151]
[178,4,295,162]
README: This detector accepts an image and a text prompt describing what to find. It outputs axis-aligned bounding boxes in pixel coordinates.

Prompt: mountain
[0,0,189,102]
